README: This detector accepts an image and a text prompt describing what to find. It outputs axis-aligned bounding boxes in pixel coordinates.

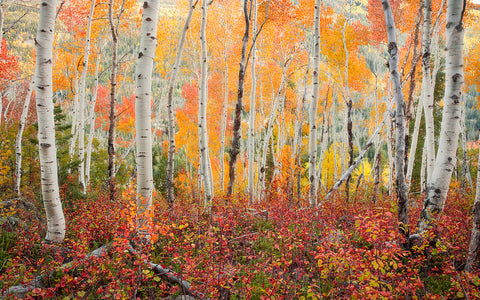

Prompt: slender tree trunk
[382,0,410,240]
[421,142,427,192]
[465,130,480,272]
[258,60,291,200]
[308,0,321,207]
[220,63,228,192]
[15,79,34,196]
[166,0,198,206]
[107,0,118,201]
[293,61,309,200]
[386,111,394,194]
[77,0,96,193]
[404,5,422,176]
[69,76,79,161]
[227,0,250,196]
[326,97,394,200]
[35,0,66,243]
[199,0,213,211]
[372,142,382,203]
[247,0,258,204]
[460,100,473,190]
[85,46,103,188]
[421,0,436,183]
[342,1,354,203]
[135,0,160,235]
[406,98,422,190]
[412,0,465,240]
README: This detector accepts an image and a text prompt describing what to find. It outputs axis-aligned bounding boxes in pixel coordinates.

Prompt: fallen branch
[126,243,208,299]
[325,96,394,201]
[4,245,108,299]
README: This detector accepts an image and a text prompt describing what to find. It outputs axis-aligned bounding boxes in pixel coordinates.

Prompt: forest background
[0,0,480,298]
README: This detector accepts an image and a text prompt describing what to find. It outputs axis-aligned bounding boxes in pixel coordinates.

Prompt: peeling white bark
[308,0,321,207]
[135,0,160,234]
[15,79,34,196]
[35,0,66,243]
[199,0,213,211]
[414,0,465,238]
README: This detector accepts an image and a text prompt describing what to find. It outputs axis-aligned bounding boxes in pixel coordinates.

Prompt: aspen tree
[413,0,465,240]
[77,0,96,193]
[135,0,160,235]
[421,0,436,183]
[15,79,34,196]
[107,0,123,201]
[35,0,66,242]
[85,47,103,188]
[166,0,198,206]
[465,130,480,272]
[199,0,213,211]
[220,61,228,191]
[247,0,258,204]
[406,98,423,189]
[382,0,409,239]
[308,0,321,207]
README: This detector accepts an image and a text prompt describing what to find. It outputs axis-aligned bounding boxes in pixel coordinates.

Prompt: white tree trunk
[421,0,436,183]
[85,46,103,188]
[382,0,410,239]
[258,61,291,200]
[135,0,160,235]
[421,142,427,192]
[413,0,465,239]
[247,0,257,204]
[166,0,197,205]
[199,0,213,211]
[35,0,66,243]
[465,130,480,272]
[77,0,96,192]
[406,97,423,190]
[15,79,34,196]
[68,76,79,161]
[220,64,228,192]
[308,0,320,207]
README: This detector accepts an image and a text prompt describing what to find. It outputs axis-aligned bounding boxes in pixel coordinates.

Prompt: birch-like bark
[406,98,423,190]
[199,0,213,211]
[258,61,291,199]
[465,130,480,272]
[382,0,410,239]
[220,63,228,192]
[460,100,473,190]
[247,0,257,204]
[166,0,198,206]
[107,0,118,201]
[413,0,465,239]
[35,0,66,243]
[77,0,96,193]
[15,79,34,196]
[293,60,309,199]
[135,0,160,235]
[308,0,320,207]
[85,47,102,188]
[421,0,436,183]
[68,76,79,161]
[420,142,427,192]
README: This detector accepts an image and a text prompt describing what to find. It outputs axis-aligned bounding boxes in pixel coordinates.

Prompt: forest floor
[1,183,480,299]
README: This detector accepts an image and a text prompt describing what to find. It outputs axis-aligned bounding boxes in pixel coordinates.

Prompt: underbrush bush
[0,185,479,298]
